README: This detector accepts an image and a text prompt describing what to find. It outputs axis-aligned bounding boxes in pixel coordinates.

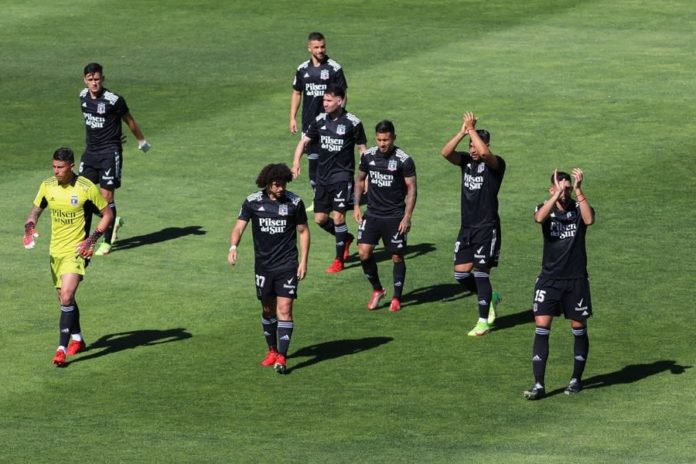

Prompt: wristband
[229,245,237,252]
[25,221,36,234]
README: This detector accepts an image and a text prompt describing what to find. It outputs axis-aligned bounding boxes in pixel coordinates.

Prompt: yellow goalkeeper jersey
[33,175,107,257]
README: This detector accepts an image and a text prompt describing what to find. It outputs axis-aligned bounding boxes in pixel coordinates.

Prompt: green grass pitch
[1,0,694,462]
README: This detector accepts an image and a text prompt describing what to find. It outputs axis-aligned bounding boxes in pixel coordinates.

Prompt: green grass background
[1,0,694,462]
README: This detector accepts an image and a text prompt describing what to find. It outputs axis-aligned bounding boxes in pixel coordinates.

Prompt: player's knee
[572,327,587,336]
[391,254,404,264]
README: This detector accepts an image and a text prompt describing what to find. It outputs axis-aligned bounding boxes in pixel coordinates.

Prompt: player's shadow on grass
[112,226,206,251]
[69,328,192,364]
[343,242,437,270]
[545,360,691,397]
[287,336,393,373]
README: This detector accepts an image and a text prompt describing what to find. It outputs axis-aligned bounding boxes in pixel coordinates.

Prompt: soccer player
[23,147,113,366]
[441,112,505,336]
[353,120,417,312]
[292,84,367,273]
[79,62,150,255]
[524,169,595,400]
[228,163,310,374]
[290,32,348,212]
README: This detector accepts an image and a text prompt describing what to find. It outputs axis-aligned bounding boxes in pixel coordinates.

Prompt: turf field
[1,0,694,462]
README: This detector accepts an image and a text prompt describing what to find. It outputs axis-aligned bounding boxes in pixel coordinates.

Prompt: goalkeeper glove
[76,229,104,258]
[23,222,38,249]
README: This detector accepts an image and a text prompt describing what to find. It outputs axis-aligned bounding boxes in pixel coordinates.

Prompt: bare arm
[399,175,418,234]
[96,205,114,233]
[122,112,146,142]
[290,90,302,134]
[296,223,310,280]
[534,170,563,223]
[23,206,44,248]
[227,219,249,265]
[353,170,367,224]
[292,135,311,178]
[572,168,594,226]
[357,143,366,156]
[25,205,44,227]
[440,118,466,165]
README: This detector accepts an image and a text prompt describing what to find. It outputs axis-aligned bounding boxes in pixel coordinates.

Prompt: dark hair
[551,171,571,183]
[324,83,345,99]
[475,129,490,144]
[308,32,325,42]
[256,163,293,189]
[375,120,395,135]
[83,62,103,75]
[53,147,75,163]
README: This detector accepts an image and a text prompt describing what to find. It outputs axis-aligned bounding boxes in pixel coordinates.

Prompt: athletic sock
[103,203,117,243]
[532,326,550,386]
[360,255,382,290]
[474,271,493,319]
[393,259,406,299]
[454,271,477,293]
[262,317,278,350]
[59,304,76,348]
[71,301,82,336]
[320,220,336,236]
[277,320,294,356]
[334,222,348,261]
[572,327,589,381]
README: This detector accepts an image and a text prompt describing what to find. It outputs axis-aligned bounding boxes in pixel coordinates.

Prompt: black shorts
[532,277,592,321]
[80,148,122,189]
[314,181,353,214]
[453,226,500,268]
[357,215,406,254]
[254,268,298,300]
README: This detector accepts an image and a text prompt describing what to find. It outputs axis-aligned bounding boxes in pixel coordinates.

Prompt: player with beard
[228,164,310,374]
[441,112,504,336]
[290,32,348,212]
[292,84,366,273]
[23,147,113,366]
[524,169,595,400]
[353,120,417,312]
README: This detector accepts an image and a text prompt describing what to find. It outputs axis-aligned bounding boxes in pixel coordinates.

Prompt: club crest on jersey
[320,69,329,80]
[278,204,288,216]
[97,103,106,115]
[336,124,346,135]
[70,194,78,205]
[388,160,398,171]
[477,163,485,174]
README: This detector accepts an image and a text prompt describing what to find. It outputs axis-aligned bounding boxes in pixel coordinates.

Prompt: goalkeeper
[23,147,113,367]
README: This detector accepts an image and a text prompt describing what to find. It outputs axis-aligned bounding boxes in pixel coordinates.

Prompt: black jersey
[536,201,594,279]
[238,190,308,272]
[359,146,416,218]
[305,109,367,185]
[293,56,347,132]
[80,88,130,152]
[456,153,506,229]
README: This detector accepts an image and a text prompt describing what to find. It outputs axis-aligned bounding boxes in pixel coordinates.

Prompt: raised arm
[534,170,563,224]
[572,168,594,226]
[440,115,467,165]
